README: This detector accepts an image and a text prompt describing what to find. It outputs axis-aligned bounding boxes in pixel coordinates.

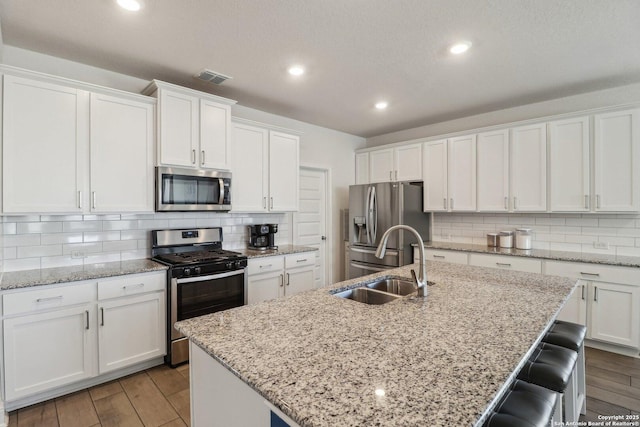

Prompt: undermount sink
[365,276,418,296]
[332,287,402,305]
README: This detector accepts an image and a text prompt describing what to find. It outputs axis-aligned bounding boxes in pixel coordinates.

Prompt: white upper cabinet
[447,135,476,211]
[269,131,300,211]
[144,80,235,170]
[365,143,422,184]
[230,122,299,212]
[355,152,369,184]
[423,140,448,211]
[90,93,154,213]
[2,71,155,214]
[510,123,547,212]
[369,148,394,183]
[3,75,88,213]
[594,109,640,212]
[477,129,509,211]
[549,116,590,212]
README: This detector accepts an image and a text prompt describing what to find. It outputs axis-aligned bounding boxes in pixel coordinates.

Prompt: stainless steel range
[151,227,247,367]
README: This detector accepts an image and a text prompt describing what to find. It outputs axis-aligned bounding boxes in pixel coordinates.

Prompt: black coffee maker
[248,224,278,250]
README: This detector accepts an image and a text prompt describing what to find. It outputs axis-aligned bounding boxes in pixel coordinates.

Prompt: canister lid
[516,228,532,232]
[499,230,513,235]
[487,233,499,236]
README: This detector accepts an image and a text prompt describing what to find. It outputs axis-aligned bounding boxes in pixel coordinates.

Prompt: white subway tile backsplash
[83,231,121,243]
[102,240,137,252]
[84,253,121,264]
[138,219,170,230]
[616,246,640,257]
[17,245,63,258]
[63,221,103,233]
[41,233,83,245]
[598,218,636,228]
[549,242,583,252]
[4,234,41,247]
[63,242,103,255]
[103,220,139,231]
[41,255,84,269]
[3,223,17,234]
[4,258,41,271]
[40,214,83,222]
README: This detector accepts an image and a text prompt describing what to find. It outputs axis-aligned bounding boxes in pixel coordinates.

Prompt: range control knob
[225,262,234,270]
[183,268,191,276]
[194,266,201,275]
[235,260,245,268]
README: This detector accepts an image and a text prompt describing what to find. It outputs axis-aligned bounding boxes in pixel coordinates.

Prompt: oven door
[170,269,246,341]
[157,166,231,211]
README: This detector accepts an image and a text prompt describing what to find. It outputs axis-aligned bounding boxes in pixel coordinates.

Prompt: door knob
[321,236,326,241]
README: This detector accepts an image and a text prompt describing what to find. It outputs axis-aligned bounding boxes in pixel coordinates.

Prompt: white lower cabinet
[468,253,542,274]
[247,253,315,305]
[1,271,166,405]
[413,248,469,265]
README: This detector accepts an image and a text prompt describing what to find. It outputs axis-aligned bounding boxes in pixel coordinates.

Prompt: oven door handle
[176,269,245,284]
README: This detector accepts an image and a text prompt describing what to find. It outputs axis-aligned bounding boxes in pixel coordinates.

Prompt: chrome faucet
[375,225,428,297]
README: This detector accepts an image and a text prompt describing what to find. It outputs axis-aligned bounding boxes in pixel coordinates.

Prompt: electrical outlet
[71,251,86,259]
[593,241,610,250]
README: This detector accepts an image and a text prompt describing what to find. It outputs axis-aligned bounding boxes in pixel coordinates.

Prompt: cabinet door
[3,75,87,213]
[200,99,231,170]
[395,143,423,182]
[447,135,476,211]
[477,130,509,211]
[556,282,587,326]
[549,117,590,212]
[369,148,394,183]
[158,89,199,167]
[423,140,448,211]
[247,272,284,304]
[98,292,165,373]
[3,304,96,400]
[594,109,640,212]
[355,152,370,184]
[589,281,640,348]
[269,131,299,211]
[285,267,315,297]
[510,123,547,211]
[90,93,154,212]
[230,123,269,212]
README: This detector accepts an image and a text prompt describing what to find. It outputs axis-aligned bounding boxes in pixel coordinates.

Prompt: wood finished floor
[7,347,640,426]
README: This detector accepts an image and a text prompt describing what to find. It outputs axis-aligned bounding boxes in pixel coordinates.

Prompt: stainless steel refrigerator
[348,182,431,279]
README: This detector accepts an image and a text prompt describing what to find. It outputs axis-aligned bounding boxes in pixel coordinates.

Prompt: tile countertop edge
[414,241,640,268]
[0,259,168,290]
[176,262,577,427]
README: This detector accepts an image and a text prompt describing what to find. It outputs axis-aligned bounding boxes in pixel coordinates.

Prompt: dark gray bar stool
[542,320,587,421]
[484,379,557,427]
[517,341,578,424]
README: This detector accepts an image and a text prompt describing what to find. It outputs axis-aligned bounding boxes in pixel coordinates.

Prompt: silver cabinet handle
[584,195,589,209]
[201,150,205,166]
[259,264,273,269]
[279,274,284,287]
[270,197,274,209]
[581,284,585,300]
[100,307,105,326]
[92,191,96,209]
[443,198,448,210]
[389,171,392,181]
[504,196,508,210]
[596,195,601,209]
[496,262,512,267]
[432,255,445,259]
[78,191,82,209]
[286,273,290,286]
[450,198,454,210]
[513,196,518,210]
[123,283,145,290]
[580,272,600,277]
[263,197,267,209]
[296,259,308,263]
[85,310,90,330]
[395,170,398,181]
[594,286,598,302]
[36,295,63,303]
[192,149,196,164]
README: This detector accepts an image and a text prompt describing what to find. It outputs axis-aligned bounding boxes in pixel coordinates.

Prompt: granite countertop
[175,261,576,427]
[418,241,640,268]
[0,259,168,291]
[236,244,318,258]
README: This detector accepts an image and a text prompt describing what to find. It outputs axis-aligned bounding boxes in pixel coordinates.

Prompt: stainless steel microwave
[156,167,231,211]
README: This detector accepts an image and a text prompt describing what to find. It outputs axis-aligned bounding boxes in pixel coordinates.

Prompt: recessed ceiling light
[117,0,141,11]
[449,41,472,55]
[375,101,388,110]
[288,66,305,76]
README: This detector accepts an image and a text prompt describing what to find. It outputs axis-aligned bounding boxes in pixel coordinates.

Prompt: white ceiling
[1,0,639,138]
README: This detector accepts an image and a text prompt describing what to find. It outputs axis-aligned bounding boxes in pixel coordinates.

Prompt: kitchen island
[175,261,576,426]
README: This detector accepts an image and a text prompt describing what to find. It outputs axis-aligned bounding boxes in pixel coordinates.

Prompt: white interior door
[295,167,329,287]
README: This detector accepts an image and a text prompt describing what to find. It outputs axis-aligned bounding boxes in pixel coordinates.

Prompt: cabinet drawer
[469,253,542,273]
[98,272,166,300]
[3,281,97,316]
[545,260,640,285]
[285,252,315,269]
[248,256,285,275]
[422,249,468,265]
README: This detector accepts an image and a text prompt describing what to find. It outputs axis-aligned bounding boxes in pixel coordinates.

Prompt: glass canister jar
[515,228,533,250]
[498,231,514,248]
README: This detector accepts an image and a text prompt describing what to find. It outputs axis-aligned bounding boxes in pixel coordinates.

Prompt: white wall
[0,46,366,281]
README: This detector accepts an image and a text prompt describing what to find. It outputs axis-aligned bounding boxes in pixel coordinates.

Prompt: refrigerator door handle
[365,186,372,244]
[350,246,399,256]
[370,186,377,244]
[350,261,388,273]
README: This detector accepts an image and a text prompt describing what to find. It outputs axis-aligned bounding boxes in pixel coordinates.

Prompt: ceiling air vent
[195,69,232,85]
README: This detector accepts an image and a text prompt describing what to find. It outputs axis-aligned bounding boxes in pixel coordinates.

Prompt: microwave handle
[219,178,225,205]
